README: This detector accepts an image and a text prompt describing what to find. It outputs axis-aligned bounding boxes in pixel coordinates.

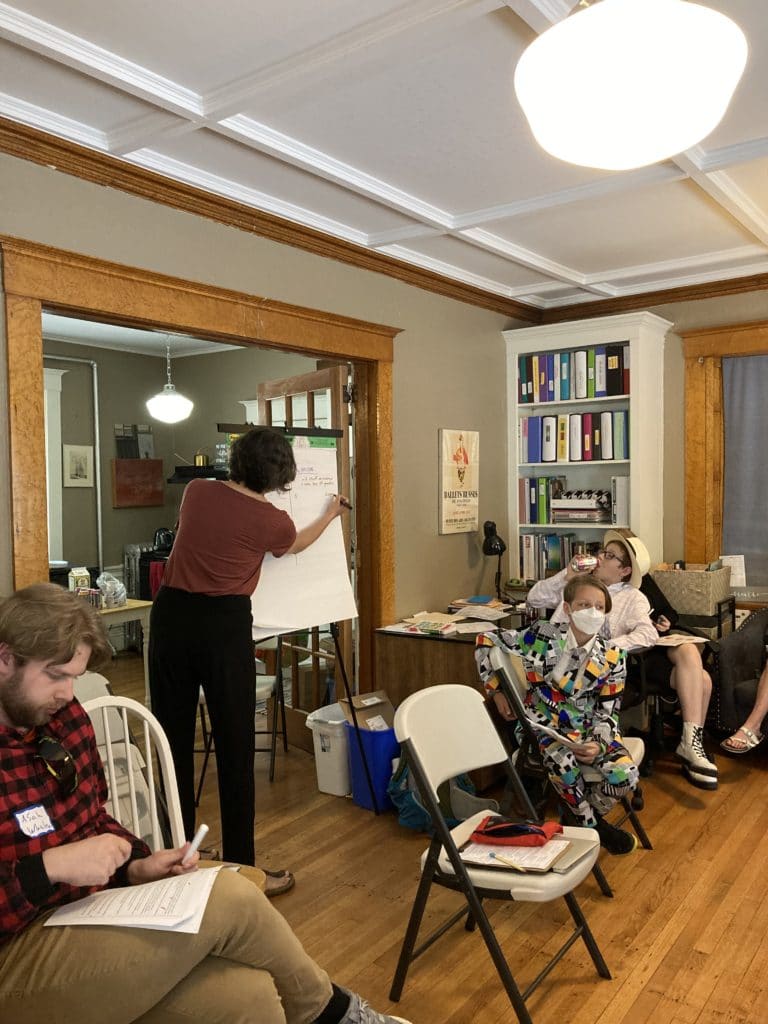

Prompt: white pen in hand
[181,824,209,865]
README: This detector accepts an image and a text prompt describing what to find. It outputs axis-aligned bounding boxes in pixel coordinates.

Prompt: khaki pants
[0,871,333,1024]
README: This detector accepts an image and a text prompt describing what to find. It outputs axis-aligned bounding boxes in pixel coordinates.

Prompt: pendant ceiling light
[146,342,193,424]
[514,0,748,171]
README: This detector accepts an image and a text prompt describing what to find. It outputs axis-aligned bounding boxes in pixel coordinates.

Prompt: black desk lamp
[482,520,507,601]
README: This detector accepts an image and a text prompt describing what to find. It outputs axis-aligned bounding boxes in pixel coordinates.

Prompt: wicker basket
[650,567,730,615]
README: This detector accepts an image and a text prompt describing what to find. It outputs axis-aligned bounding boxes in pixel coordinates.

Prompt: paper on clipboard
[527,720,583,750]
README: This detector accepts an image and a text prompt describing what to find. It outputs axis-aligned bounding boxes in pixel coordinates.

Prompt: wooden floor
[106,652,768,1024]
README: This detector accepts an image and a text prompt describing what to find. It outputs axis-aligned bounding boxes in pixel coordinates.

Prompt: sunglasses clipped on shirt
[37,734,79,795]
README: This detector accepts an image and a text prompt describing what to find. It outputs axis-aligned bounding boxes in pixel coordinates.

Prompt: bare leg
[668,643,711,725]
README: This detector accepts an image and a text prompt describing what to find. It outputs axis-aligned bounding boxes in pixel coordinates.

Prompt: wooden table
[99,598,153,704]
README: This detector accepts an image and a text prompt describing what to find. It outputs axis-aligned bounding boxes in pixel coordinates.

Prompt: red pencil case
[469,816,563,847]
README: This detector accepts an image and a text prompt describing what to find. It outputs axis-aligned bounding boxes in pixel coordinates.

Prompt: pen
[492,852,527,872]
[327,494,353,510]
[182,823,209,865]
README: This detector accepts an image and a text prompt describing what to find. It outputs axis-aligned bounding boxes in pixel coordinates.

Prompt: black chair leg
[390,847,440,1001]
[564,891,612,980]
[622,796,653,849]
[591,861,614,898]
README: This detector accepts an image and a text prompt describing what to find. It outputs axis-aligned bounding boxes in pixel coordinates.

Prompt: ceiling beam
[501,0,578,33]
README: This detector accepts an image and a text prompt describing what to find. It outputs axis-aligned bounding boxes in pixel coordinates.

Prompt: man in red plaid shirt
[0,585,410,1024]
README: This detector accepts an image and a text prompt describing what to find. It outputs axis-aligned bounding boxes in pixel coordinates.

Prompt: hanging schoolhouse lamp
[146,342,193,424]
[514,0,748,171]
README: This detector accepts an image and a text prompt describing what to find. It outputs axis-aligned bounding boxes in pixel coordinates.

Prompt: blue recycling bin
[345,722,400,812]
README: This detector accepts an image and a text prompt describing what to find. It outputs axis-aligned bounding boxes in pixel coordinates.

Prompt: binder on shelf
[518,356,529,404]
[559,351,571,401]
[581,412,593,461]
[525,355,534,400]
[546,353,556,402]
[539,357,548,403]
[586,348,596,399]
[519,478,528,525]
[541,415,557,462]
[574,350,588,399]
[569,413,583,461]
[605,344,624,396]
[611,475,629,526]
[519,416,529,463]
[600,411,614,460]
[622,343,630,394]
[528,416,542,463]
[537,477,548,524]
[613,410,629,459]
[556,413,570,462]
[594,345,607,398]
[529,479,538,524]
[532,355,541,403]
[592,417,602,461]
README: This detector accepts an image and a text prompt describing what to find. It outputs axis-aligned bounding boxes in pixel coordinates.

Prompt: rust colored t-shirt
[163,479,296,597]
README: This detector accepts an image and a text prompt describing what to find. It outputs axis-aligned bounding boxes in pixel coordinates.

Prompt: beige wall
[0,153,514,614]
[2,151,767,608]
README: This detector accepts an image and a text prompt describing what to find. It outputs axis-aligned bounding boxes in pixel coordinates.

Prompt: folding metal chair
[389,684,610,1024]
[486,644,652,851]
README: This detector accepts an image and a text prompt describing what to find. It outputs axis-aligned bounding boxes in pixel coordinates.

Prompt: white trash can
[306,703,350,796]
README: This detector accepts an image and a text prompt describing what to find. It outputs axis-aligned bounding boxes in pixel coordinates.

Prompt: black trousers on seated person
[149,586,257,865]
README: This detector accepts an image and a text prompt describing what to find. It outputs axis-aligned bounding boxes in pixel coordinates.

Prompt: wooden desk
[375,623,522,790]
[99,599,152,704]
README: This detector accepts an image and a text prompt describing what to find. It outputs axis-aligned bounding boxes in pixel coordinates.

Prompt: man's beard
[0,666,64,729]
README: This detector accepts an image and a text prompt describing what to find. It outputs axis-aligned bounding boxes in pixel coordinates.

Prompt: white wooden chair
[389,684,609,1024]
[81,693,185,850]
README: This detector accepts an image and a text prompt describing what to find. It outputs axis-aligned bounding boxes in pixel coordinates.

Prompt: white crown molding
[457,226,595,288]
[0,91,106,149]
[502,0,578,33]
[451,163,686,229]
[0,1,203,117]
[378,242,528,298]
[107,112,202,157]
[690,136,768,173]
[589,245,768,284]
[217,115,454,229]
[202,0,501,120]
[367,224,446,247]
[674,154,768,247]
[126,149,370,246]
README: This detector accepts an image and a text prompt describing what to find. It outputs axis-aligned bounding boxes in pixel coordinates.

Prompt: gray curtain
[722,355,768,586]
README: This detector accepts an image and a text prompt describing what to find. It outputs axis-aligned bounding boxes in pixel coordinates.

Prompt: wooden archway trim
[682,320,768,562]
[1,235,398,685]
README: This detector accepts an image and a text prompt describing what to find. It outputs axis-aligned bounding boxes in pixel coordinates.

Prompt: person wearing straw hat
[527,529,718,790]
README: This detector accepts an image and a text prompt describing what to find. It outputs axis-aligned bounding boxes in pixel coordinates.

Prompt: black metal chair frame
[488,648,653,853]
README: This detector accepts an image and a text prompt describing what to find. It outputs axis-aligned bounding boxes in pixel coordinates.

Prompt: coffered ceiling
[2,0,767,314]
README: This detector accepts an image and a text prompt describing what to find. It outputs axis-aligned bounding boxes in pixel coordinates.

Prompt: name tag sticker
[14,804,54,838]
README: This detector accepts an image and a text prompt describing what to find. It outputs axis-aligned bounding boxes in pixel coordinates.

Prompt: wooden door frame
[1,235,398,688]
[682,319,768,562]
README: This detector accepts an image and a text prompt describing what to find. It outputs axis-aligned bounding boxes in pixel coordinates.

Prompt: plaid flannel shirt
[0,699,150,943]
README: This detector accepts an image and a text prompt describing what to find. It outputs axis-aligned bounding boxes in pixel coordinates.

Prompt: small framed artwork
[439,429,480,534]
[62,444,94,488]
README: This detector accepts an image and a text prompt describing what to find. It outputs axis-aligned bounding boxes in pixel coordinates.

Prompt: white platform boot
[676,722,718,790]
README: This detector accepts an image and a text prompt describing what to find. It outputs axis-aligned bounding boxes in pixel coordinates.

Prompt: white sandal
[721,726,764,755]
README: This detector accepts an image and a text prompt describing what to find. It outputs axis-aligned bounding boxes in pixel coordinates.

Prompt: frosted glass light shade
[146,384,194,424]
[514,0,748,171]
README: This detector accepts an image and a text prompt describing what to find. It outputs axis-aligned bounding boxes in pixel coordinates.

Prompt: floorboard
[103,652,768,1023]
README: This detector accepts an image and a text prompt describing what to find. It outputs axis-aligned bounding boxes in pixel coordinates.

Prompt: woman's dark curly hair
[228,427,296,494]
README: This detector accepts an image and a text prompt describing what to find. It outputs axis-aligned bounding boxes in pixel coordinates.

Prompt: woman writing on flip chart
[149,426,348,895]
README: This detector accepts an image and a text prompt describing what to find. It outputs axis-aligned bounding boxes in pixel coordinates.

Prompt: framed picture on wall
[62,444,94,488]
[439,428,480,534]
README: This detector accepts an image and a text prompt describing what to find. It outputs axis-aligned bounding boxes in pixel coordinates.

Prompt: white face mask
[570,606,605,636]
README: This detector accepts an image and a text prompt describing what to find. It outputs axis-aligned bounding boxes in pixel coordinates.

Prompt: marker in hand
[181,824,209,865]
[327,493,353,510]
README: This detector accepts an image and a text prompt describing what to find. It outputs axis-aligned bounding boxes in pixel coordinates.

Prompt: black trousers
[149,586,257,865]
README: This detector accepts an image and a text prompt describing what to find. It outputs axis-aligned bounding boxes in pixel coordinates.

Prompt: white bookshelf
[503,312,671,578]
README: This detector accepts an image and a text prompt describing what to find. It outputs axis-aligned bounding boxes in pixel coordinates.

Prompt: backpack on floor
[387,753,499,833]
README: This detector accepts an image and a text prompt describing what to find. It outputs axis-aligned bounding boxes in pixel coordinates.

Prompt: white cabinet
[503,312,671,579]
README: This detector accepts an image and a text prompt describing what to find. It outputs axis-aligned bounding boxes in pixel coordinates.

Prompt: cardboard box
[339,690,394,732]
[68,566,90,591]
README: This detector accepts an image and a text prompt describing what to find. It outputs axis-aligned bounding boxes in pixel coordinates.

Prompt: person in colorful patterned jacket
[0,583,410,1024]
[476,574,639,855]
